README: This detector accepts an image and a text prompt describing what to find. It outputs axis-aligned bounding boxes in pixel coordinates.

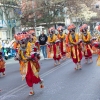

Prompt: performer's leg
[58,60,60,65]
[77,61,82,70]
[87,49,93,63]
[89,56,93,63]
[29,87,34,96]
[26,76,34,95]
[75,63,79,70]
[0,68,5,76]
[85,57,88,64]
[63,55,67,60]
[57,60,60,65]
[54,60,57,66]
[2,72,5,76]
[39,79,44,88]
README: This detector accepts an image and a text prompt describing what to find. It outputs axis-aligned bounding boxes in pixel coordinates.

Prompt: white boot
[78,63,82,70]
[85,59,88,64]
[54,60,57,66]
[75,63,78,70]
[29,87,34,96]
[89,58,93,63]
[57,60,60,65]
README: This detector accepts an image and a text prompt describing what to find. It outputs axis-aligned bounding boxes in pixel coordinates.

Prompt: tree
[0,0,21,40]
[5,0,97,31]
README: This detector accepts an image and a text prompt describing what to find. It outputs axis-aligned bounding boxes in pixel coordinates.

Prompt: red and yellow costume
[48,27,61,65]
[27,29,40,52]
[14,32,43,95]
[68,24,82,70]
[18,44,41,87]
[27,30,40,72]
[93,42,100,66]
[0,52,5,75]
[48,34,57,59]
[69,33,82,63]
[92,37,98,54]
[57,26,66,57]
[53,40,61,61]
[80,24,92,62]
[66,34,71,58]
[93,25,100,66]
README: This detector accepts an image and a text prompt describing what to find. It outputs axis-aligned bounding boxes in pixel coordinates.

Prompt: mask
[84,33,87,36]
[70,28,75,32]
[60,31,62,35]
[20,43,27,51]
[71,34,75,39]
[50,34,53,38]
[29,38,33,42]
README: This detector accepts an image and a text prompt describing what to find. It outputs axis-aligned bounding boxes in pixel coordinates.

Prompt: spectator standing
[39,31,48,59]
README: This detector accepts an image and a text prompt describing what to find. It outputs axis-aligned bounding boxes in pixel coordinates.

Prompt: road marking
[0,59,71,98]
[40,59,71,78]
[6,61,18,65]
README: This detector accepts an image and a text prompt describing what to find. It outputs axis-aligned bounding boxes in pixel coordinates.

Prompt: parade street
[0,55,100,100]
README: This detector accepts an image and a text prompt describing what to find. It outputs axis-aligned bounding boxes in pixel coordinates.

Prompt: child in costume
[80,24,93,63]
[48,27,61,66]
[57,26,66,60]
[53,40,61,65]
[0,52,5,76]
[93,25,100,66]
[93,41,100,66]
[15,32,44,96]
[68,24,82,70]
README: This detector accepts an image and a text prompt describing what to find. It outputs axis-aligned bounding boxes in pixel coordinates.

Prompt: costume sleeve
[80,34,82,40]
[26,44,31,57]
[76,34,79,43]
[54,35,57,42]
[89,33,92,40]
[63,34,66,41]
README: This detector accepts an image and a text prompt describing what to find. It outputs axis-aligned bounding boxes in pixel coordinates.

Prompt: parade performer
[80,24,93,63]
[0,52,5,76]
[34,41,40,52]
[57,26,66,60]
[66,33,71,58]
[48,27,61,65]
[68,24,82,70]
[93,25,100,66]
[54,40,61,64]
[93,41,100,66]
[27,31,41,72]
[91,37,97,54]
[14,32,44,96]
[27,29,37,44]
[27,30,40,53]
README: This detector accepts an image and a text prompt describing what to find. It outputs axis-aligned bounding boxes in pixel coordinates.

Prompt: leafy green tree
[0,0,21,39]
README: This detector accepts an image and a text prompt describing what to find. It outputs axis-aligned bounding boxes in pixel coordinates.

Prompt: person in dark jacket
[39,31,48,58]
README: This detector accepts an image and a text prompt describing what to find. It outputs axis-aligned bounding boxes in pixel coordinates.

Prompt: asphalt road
[0,55,100,100]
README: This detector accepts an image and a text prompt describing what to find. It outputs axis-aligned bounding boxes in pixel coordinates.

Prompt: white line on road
[0,59,71,98]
